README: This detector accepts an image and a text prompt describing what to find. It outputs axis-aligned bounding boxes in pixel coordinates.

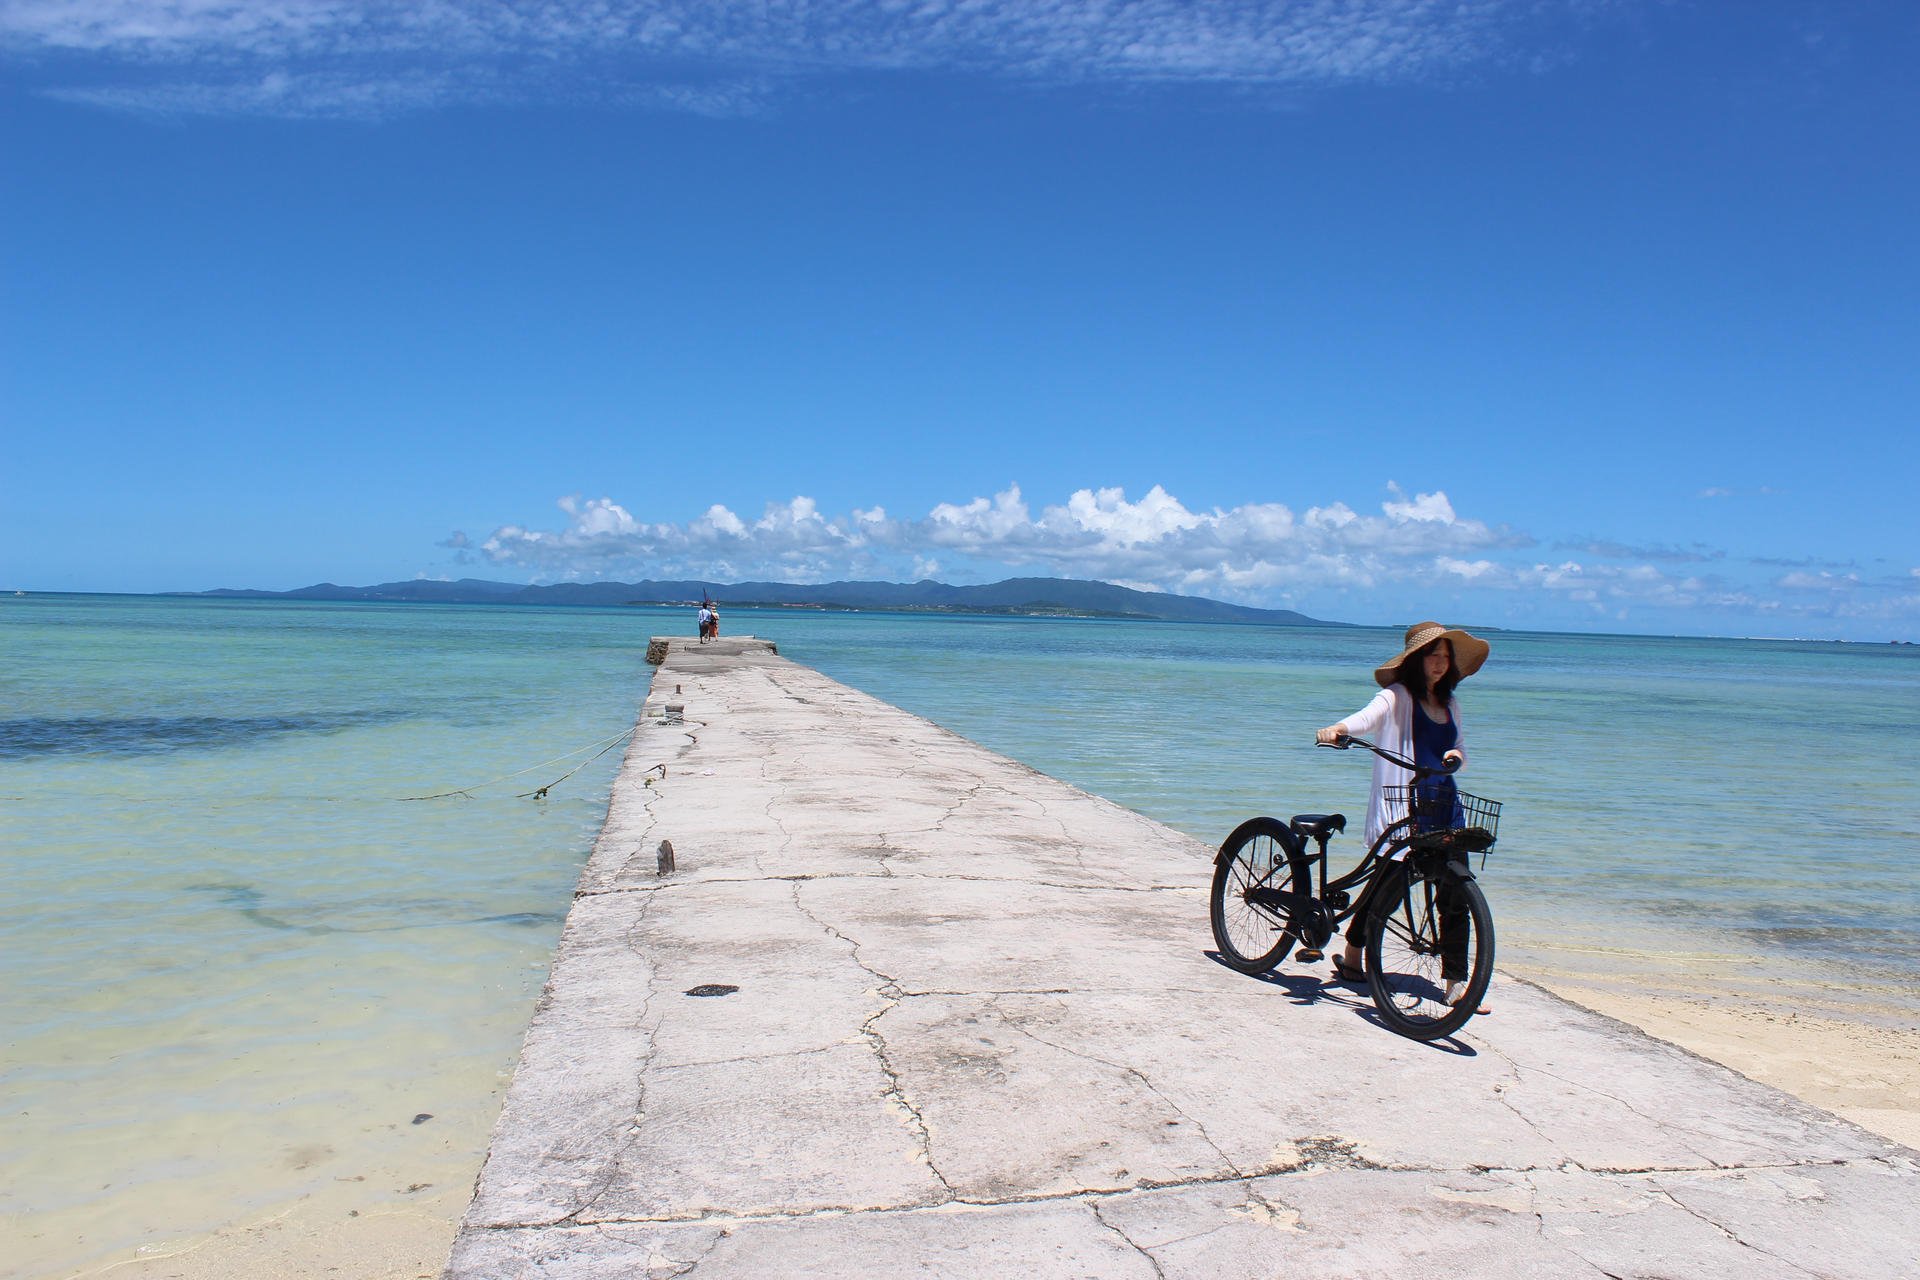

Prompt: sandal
[1331,956,1367,984]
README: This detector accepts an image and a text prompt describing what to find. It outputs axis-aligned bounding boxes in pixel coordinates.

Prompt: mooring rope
[397,725,637,802]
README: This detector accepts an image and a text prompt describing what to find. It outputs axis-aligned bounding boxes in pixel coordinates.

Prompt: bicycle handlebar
[1317,734,1459,779]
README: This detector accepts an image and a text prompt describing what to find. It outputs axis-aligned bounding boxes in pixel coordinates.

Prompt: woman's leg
[1438,879,1470,981]
[1341,860,1406,969]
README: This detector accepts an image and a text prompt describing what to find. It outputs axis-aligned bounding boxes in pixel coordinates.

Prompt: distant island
[189,575,1344,626]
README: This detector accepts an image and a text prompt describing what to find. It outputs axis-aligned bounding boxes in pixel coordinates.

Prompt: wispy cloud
[1774,569,1861,593]
[1749,554,1857,571]
[1559,537,1725,563]
[4,1,1575,118]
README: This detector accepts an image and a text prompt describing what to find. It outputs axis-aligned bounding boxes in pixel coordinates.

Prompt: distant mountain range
[192,576,1340,626]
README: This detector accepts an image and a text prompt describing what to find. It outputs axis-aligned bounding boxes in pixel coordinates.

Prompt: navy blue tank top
[1411,701,1461,830]
[1412,700,1457,768]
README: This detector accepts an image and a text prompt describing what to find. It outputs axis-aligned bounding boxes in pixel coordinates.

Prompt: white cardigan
[1338,684,1467,847]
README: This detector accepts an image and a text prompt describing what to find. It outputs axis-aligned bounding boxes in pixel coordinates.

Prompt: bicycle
[1207,735,1502,1040]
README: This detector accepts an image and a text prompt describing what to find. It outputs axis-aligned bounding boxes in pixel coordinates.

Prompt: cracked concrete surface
[447,640,1918,1278]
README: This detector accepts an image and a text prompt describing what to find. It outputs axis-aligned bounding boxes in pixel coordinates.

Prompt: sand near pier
[1525,975,1920,1151]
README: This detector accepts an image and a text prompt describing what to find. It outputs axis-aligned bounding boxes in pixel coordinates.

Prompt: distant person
[708,604,720,639]
[697,605,712,642]
[1316,622,1490,1007]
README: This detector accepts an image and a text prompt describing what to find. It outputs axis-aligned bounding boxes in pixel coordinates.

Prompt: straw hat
[1373,621,1490,688]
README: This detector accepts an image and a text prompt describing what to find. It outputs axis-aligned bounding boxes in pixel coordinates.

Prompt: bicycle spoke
[1209,821,1303,974]
[1367,869,1491,1039]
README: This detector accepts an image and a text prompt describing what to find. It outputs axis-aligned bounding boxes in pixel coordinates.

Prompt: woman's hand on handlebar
[1315,724,1349,747]
[1443,749,1463,773]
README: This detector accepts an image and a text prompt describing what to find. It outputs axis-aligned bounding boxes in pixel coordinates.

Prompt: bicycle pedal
[1294,948,1324,963]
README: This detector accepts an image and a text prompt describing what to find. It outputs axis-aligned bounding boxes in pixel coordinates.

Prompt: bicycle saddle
[1289,813,1346,841]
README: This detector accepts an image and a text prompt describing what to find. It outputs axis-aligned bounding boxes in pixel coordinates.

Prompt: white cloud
[1058,484,1203,545]
[453,480,1919,630]
[559,495,639,537]
[927,484,1034,548]
[1381,481,1455,523]
[474,481,1527,595]
[4,1,1570,118]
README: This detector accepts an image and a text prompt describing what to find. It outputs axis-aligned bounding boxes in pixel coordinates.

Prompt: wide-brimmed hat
[1373,621,1490,688]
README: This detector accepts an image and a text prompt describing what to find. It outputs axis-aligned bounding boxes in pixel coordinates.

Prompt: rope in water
[397,725,637,802]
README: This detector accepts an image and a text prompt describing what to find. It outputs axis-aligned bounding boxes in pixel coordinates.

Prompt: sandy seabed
[54,1184,463,1280]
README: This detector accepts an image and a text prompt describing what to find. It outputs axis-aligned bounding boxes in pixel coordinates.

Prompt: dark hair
[1396,638,1460,704]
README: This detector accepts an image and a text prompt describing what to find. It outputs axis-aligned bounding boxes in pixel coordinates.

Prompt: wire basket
[1384,783,1502,855]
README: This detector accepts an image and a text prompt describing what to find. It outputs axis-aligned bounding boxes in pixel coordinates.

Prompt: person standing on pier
[1315,622,1490,1006]
[697,603,712,642]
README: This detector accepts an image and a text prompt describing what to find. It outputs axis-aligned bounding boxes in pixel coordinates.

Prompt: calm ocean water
[4,594,1917,1275]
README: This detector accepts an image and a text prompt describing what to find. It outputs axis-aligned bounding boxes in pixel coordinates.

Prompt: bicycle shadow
[1202,950,1478,1058]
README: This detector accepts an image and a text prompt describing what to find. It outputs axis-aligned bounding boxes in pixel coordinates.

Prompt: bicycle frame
[1240,816,1413,952]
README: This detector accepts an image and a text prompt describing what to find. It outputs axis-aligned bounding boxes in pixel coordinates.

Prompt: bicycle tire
[1210,817,1310,974]
[1364,865,1493,1040]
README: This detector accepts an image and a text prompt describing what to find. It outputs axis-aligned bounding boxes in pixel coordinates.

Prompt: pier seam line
[1487,1043,1729,1170]
[575,870,1200,899]
[465,1154,1902,1235]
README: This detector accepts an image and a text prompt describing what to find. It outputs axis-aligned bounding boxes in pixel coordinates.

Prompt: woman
[1315,621,1490,1004]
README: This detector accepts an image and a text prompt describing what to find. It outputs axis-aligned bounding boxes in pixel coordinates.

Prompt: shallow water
[3,595,1916,1275]
[0,596,643,1276]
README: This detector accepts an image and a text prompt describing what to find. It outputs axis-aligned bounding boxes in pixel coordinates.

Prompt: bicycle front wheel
[1210,817,1308,974]
[1364,866,1493,1040]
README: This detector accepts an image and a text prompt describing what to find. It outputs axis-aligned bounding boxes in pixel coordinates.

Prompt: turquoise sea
[4,594,1917,1276]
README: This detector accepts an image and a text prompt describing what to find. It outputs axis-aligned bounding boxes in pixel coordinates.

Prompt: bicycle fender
[1215,816,1305,863]
[1446,857,1476,881]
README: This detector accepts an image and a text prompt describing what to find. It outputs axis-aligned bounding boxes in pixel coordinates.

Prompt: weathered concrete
[448,641,1918,1278]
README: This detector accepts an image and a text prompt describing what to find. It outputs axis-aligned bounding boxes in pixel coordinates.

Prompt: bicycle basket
[1383,784,1502,856]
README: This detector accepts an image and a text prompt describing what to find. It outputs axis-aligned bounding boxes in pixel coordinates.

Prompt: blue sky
[2,1,1915,639]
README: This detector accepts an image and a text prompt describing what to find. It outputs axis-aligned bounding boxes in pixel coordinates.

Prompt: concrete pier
[448,641,1918,1277]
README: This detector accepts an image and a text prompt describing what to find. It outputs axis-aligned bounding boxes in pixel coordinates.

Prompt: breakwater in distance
[2,593,1914,1276]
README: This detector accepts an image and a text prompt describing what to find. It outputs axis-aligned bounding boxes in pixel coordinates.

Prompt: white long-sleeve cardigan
[1338,683,1467,847]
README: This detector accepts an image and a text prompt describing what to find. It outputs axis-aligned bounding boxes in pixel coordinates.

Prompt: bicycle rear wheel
[1364,865,1493,1040]
[1210,817,1308,974]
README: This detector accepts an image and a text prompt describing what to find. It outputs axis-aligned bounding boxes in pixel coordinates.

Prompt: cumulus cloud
[457,480,1918,630]
[476,480,1530,597]
[3,0,1577,118]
